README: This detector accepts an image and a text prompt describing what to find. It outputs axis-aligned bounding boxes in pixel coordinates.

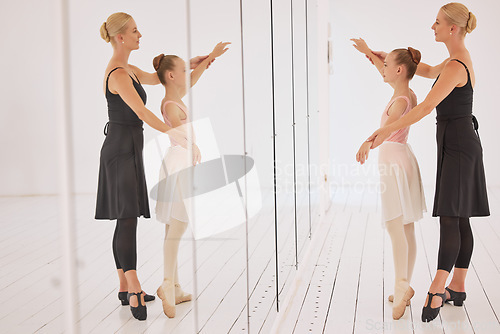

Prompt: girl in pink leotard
[152,42,230,318]
[352,38,427,320]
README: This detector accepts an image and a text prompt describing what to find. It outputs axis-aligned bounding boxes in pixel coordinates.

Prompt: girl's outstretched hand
[351,38,371,55]
[356,141,372,165]
[210,42,231,59]
[366,126,391,149]
[192,144,201,165]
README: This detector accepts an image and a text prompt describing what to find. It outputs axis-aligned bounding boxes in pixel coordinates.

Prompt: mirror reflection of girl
[352,38,427,320]
[153,42,230,318]
[95,12,211,321]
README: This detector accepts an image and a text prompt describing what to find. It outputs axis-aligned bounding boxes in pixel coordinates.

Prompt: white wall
[330,0,500,190]
[1,0,317,198]
[1,0,60,196]
[4,1,498,197]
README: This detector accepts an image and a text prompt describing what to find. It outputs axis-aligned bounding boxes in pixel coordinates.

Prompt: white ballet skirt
[378,141,426,225]
[155,145,191,224]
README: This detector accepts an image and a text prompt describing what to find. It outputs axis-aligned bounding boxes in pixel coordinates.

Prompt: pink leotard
[380,94,415,144]
[161,100,196,146]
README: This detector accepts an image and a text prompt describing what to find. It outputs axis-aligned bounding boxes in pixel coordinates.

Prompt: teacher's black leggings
[437,216,474,272]
[112,217,138,272]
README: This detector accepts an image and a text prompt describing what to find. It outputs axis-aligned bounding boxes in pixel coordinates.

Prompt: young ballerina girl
[153,41,230,318]
[352,38,427,320]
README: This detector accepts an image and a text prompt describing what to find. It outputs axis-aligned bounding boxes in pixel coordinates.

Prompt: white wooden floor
[1,187,499,333]
[0,189,318,334]
[273,186,500,334]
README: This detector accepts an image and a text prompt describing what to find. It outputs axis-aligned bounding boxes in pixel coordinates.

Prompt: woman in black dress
[367,3,489,322]
[96,12,204,320]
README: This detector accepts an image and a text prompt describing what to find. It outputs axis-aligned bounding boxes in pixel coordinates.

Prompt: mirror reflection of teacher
[366,3,489,323]
[94,12,207,321]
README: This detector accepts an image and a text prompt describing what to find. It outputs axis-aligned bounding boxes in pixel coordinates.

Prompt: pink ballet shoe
[388,294,411,306]
[157,281,176,318]
[392,286,414,320]
[175,283,192,305]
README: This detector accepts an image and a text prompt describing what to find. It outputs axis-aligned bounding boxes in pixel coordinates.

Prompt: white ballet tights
[385,216,417,304]
[163,218,188,284]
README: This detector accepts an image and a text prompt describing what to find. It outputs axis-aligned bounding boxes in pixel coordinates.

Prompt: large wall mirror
[4,0,326,332]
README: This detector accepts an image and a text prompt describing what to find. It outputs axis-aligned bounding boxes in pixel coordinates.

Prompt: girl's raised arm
[190,42,230,87]
[351,38,385,76]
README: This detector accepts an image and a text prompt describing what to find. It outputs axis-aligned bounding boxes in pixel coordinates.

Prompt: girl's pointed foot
[392,286,414,320]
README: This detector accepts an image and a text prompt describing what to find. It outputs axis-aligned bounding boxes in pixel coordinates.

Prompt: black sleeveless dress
[432,59,489,218]
[95,67,151,220]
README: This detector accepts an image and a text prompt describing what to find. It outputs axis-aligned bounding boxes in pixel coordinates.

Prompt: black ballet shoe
[421,292,446,322]
[118,291,129,305]
[445,287,466,306]
[143,291,155,302]
[119,291,155,305]
[127,292,147,321]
